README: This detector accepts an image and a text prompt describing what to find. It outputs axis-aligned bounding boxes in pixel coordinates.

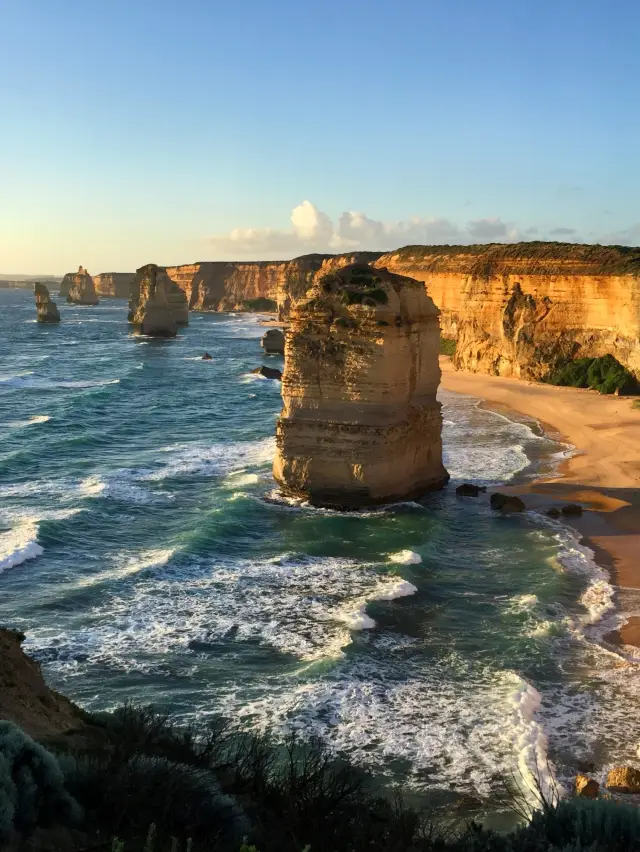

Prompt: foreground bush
[547,354,636,394]
[0,720,80,843]
[440,338,456,357]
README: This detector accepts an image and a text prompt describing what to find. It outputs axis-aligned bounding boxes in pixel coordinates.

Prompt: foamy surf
[0,523,44,573]
[6,414,50,428]
[388,550,422,565]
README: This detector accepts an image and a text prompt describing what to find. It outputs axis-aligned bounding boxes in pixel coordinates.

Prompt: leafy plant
[242,298,278,312]
[440,338,456,357]
[546,354,636,394]
[0,720,80,842]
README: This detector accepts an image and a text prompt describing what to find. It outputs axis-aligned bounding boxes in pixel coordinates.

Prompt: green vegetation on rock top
[440,338,457,357]
[241,297,278,312]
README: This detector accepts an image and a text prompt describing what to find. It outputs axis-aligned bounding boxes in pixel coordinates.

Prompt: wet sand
[440,358,640,647]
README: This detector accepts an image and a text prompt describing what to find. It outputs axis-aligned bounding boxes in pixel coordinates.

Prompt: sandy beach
[440,358,640,648]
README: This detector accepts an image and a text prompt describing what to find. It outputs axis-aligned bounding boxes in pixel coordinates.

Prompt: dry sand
[440,358,640,647]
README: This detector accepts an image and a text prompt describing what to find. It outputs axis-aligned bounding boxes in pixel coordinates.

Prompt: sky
[1,0,639,274]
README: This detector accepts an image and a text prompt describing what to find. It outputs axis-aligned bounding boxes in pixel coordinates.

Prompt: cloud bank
[207,200,639,259]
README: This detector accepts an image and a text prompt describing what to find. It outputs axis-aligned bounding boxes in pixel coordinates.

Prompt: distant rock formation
[93,272,135,298]
[273,264,449,508]
[64,266,99,305]
[34,283,60,323]
[261,328,285,355]
[128,264,189,333]
[252,366,282,380]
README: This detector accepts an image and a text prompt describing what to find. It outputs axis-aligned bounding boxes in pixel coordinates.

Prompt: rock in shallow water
[273,263,448,508]
[456,483,487,497]
[490,493,526,514]
[575,774,599,798]
[252,366,282,380]
[606,766,640,793]
[261,328,285,355]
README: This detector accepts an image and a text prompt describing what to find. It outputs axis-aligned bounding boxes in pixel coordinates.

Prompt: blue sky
[1,0,638,273]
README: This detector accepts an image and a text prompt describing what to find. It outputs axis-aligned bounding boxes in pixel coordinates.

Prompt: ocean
[1,288,638,820]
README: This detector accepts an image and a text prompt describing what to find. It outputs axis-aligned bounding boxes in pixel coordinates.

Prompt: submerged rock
[575,774,600,799]
[490,493,525,514]
[65,266,99,305]
[34,282,60,323]
[606,767,640,793]
[261,328,285,355]
[129,264,178,337]
[561,503,583,516]
[456,483,487,497]
[202,352,213,360]
[273,263,449,508]
[252,366,282,380]
[546,507,561,518]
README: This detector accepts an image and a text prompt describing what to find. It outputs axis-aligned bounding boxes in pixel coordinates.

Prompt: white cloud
[207,200,640,259]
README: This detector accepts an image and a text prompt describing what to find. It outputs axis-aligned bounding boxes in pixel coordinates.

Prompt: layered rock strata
[34,283,60,323]
[93,272,135,298]
[129,264,189,332]
[129,263,180,336]
[64,266,99,305]
[374,243,640,379]
[273,264,449,508]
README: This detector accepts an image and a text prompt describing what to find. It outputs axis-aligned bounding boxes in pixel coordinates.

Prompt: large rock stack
[34,283,60,323]
[273,264,449,508]
[64,266,99,305]
[128,263,188,336]
[93,272,136,298]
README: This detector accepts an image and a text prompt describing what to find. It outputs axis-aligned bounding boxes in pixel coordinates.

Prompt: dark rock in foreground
[252,366,282,380]
[34,283,60,323]
[456,483,487,497]
[490,493,526,514]
[261,328,285,355]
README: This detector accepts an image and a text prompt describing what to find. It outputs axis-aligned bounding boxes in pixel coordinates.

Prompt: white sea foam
[0,375,119,390]
[79,474,171,505]
[388,550,422,566]
[0,523,43,573]
[5,414,50,428]
[146,437,276,481]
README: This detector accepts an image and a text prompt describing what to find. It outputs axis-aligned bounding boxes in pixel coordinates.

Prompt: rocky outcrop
[490,493,525,514]
[575,774,599,799]
[64,266,99,305]
[0,628,82,739]
[129,264,189,332]
[273,264,448,508]
[129,264,178,337]
[374,243,640,379]
[253,366,282,380]
[93,272,135,298]
[606,766,640,793]
[261,328,285,355]
[34,283,60,323]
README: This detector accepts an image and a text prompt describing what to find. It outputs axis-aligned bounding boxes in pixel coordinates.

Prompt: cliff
[273,264,448,507]
[164,253,382,317]
[374,243,640,379]
[93,272,135,298]
[64,266,99,305]
[129,263,188,336]
[34,283,60,323]
[0,628,83,739]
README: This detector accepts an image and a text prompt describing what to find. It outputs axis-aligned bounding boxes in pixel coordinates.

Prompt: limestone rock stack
[129,263,183,337]
[34,282,60,323]
[128,263,189,337]
[273,264,449,508]
[65,266,99,305]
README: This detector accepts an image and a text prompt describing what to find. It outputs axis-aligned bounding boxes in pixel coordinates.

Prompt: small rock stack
[34,283,60,323]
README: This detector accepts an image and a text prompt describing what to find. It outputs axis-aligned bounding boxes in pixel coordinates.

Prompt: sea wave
[0,522,43,573]
[5,414,51,428]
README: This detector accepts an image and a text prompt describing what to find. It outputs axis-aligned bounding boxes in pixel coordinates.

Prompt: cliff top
[378,241,640,277]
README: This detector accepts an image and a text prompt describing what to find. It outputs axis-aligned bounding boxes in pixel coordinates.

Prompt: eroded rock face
[34,283,60,323]
[65,266,99,305]
[273,264,449,508]
[93,272,135,298]
[374,243,640,379]
[129,264,189,333]
[129,263,178,337]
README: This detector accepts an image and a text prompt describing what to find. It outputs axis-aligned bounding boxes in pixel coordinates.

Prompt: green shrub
[547,354,636,394]
[632,399,640,410]
[242,298,277,312]
[0,720,80,842]
[440,338,456,357]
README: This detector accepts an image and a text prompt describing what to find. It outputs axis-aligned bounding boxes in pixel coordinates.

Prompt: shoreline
[439,357,640,649]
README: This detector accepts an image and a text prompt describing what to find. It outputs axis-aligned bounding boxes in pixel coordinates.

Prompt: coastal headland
[440,357,640,648]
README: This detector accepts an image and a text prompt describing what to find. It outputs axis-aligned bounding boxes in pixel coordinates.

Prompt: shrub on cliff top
[440,338,456,357]
[0,720,80,842]
[547,355,636,394]
[242,298,278,312]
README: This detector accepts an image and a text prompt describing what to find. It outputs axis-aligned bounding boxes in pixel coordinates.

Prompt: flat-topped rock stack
[34,282,61,323]
[273,263,449,508]
[64,266,99,305]
[128,263,189,336]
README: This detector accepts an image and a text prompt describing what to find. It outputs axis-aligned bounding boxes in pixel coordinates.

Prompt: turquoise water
[1,289,638,815]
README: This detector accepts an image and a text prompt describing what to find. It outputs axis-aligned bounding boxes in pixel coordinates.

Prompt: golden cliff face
[375,243,640,378]
[93,272,135,298]
[273,264,449,508]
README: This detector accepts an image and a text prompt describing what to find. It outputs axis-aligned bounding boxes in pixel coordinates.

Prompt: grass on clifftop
[546,354,637,394]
